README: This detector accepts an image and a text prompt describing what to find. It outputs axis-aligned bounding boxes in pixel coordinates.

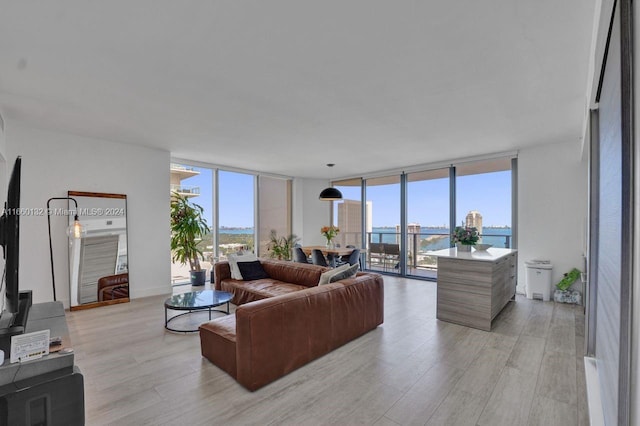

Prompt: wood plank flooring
[66,276,588,425]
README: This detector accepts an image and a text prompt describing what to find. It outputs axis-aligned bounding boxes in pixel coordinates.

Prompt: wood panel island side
[433,247,517,331]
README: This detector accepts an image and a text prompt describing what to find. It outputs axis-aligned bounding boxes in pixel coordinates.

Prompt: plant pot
[456,243,472,252]
[190,270,207,286]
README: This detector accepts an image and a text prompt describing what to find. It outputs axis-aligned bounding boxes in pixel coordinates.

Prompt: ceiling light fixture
[319,164,343,201]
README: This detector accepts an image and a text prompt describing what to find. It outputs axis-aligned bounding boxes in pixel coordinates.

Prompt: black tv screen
[2,156,20,314]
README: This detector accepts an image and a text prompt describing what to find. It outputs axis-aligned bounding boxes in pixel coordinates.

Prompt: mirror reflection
[68,191,129,309]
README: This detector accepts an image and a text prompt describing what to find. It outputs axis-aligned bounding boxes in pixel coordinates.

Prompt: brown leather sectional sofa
[200,259,384,391]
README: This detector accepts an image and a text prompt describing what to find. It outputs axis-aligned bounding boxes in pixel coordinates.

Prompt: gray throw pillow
[329,263,359,283]
[318,263,350,285]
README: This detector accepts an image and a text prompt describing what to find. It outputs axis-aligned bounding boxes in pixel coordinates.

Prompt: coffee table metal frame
[164,290,232,333]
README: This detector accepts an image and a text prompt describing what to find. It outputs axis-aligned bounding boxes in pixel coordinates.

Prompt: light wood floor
[66,276,588,425]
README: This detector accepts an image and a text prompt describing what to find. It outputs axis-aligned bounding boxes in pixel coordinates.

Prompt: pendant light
[319,164,343,201]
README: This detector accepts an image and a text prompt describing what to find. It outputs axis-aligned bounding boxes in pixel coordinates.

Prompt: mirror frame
[68,191,130,311]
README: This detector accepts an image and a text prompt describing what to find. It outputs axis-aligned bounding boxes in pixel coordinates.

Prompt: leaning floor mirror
[68,191,129,310]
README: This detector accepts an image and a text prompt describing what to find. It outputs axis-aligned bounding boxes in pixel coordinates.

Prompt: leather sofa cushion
[259,260,328,287]
[221,279,308,305]
[215,259,328,291]
[200,315,237,378]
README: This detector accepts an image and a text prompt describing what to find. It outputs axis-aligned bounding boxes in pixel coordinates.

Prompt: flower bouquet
[452,226,479,252]
[321,226,340,248]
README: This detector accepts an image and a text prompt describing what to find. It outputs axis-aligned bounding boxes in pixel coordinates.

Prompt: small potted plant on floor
[170,192,211,285]
[452,226,479,252]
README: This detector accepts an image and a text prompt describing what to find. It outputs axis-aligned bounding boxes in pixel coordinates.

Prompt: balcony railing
[170,163,196,172]
[170,184,200,195]
[333,230,512,278]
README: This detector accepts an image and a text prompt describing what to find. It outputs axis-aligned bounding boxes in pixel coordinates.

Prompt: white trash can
[525,260,553,301]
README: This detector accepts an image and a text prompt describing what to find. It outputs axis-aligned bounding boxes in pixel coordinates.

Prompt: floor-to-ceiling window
[365,175,401,273]
[331,156,515,280]
[218,170,255,260]
[169,163,213,284]
[406,168,450,279]
[170,161,292,284]
[455,158,513,248]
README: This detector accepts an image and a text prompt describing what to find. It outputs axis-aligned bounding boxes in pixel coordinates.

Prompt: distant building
[395,223,422,244]
[465,210,483,241]
[465,210,482,229]
[337,199,372,246]
[170,163,200,198]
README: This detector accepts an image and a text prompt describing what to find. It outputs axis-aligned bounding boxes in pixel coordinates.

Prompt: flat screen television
[0,156,32,347]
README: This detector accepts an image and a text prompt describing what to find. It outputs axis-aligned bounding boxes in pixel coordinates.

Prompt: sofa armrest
[214,262,232,291]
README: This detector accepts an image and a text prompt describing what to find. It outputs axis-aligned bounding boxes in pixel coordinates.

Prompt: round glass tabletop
[164,290,232,311]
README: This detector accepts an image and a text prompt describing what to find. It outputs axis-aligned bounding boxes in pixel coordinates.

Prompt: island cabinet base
[435,249,517,331]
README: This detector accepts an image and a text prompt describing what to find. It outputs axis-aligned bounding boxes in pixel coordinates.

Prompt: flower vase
[457,243,472,252]
[326,240,334,249]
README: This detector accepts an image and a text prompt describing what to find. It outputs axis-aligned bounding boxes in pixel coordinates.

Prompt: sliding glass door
[169,163,213,284]
[331,157,515,280]
[406,168,450,279]
[365,175,401,274]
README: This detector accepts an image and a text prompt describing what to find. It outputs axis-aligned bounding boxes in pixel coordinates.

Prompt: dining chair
[293,247,310,264]
[369,243,385,270]
[311,249,329,267]
[384,243,400,271]
[338,245,356,264]
[346,248,361,269]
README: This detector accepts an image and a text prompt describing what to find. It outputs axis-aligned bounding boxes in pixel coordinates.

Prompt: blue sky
[179,166,511,228]
[179,168,254,228]
[339,171,511,228]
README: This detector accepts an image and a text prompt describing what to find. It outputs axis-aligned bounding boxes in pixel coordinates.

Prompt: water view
[216,226,513,251]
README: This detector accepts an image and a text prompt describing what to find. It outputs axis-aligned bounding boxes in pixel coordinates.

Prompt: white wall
[517,139,588,295]
[6,124,171,307]
[292,177,331,246]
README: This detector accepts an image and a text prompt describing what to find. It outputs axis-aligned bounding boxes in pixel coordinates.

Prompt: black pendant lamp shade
[319,186,343,200]
[319,163,343,201]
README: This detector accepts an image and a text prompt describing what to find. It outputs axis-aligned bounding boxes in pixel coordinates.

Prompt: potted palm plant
[170,192,211,285]
[267,230,300,260]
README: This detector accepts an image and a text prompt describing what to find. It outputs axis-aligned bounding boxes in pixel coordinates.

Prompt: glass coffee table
[164,290,232,332]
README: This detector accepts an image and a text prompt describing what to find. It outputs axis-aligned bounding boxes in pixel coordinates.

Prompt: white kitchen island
[432,247,518,331]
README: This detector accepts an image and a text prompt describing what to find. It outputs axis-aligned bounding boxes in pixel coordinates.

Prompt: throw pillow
[237,260,269,281]
[329,263,359,283]
[318,263,350,285]
[227,252,258,280]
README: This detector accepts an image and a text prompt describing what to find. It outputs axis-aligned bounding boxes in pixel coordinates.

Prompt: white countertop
[431,247,517,262]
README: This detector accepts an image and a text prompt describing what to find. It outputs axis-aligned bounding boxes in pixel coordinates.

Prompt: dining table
[300,246,355,267]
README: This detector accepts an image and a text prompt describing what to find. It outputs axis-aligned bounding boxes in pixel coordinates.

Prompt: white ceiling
[0,1,596,179]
